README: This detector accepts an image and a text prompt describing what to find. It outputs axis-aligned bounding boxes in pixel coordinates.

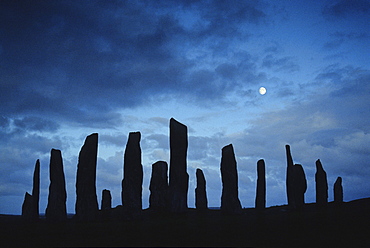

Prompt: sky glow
[0,0,369,215]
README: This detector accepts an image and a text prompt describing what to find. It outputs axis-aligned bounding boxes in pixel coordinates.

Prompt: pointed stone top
[196,168,206,179]
[170,118,187,129]
[222,143,234,152]
[83,133,98,145]
[316,159,324,170]
[34,159,40,175]
[285,144,294,167]
[86,133,98,140]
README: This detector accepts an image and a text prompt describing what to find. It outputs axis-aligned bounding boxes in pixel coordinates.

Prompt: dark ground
[1,198,369,247]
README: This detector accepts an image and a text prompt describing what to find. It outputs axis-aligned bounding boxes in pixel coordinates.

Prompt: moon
[259,87,267,95]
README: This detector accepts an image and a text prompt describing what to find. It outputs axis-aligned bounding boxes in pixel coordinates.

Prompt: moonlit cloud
[0,0,369,214]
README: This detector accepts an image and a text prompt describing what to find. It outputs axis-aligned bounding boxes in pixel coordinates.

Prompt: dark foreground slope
[1,198,369,247]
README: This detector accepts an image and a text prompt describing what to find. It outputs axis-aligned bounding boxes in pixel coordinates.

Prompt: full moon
[259,86,267,95]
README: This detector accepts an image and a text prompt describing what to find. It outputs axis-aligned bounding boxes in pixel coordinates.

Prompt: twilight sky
[1,0,369,215]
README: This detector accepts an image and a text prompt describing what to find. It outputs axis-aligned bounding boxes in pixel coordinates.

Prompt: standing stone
[168,118,189,213]
[195,168,208,210]
[101,189,112,220]
[32,159,40,220]
[21,160,40,221]
[101,189,112,210]
[334,177,343,203]
[46,149,67,221]
[149,161,168,210]
[286,145,294,208]
[75,133,99,221]
[255,159,266,210]
[220,144,242,214]
[292,164,307,209]
[21,192,34,221]
[315,159,328,206]
[121,132,143,215]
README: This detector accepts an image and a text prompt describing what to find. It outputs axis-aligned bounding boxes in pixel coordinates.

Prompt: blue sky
[0,0,369,214]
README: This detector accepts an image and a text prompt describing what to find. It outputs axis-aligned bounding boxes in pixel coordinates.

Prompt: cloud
[323,31,369,50]
[323,0,370,18]
[0,0,269,129]
[13,116,60,132]
[100,133,127,147]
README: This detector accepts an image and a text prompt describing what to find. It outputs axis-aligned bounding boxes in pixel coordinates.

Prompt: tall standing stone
[75,133,99,221]
[168,118,189,213]
[149,161,168,210]
[292,164,307,209]
[334,177,343,203]
[255,159,266,210]
[286,145,294,208]
[220,144,242,214]
[315,159,328,206]
[21,160,40,221]
[195,168,208,210]
[46,149,67,221]
[121,132,143,214]
[32,159,40,220]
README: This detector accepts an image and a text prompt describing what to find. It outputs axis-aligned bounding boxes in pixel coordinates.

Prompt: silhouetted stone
[149,161,168,211]
[334,177,343,203]
[255,159,266,210]
[75,133,99,221]
[101,189,112,220]
[46,149,67,221]
[285,145,294,208]
[195,168,208,210]
[121,132,143,215]
[101,189,112,210]
[32,159,40,220]
[21,192,34,221]
[21,160,40,221]
[220,144,242,214]
[315,159,328,206]
[168,118,189,213]
[292,164,307,209]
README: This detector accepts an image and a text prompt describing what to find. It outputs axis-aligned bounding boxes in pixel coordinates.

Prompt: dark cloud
[13,116,59,132]
[0,0,268,128]
[323,0,370,18]
[215,63,239,80]
[0,116,10,128]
